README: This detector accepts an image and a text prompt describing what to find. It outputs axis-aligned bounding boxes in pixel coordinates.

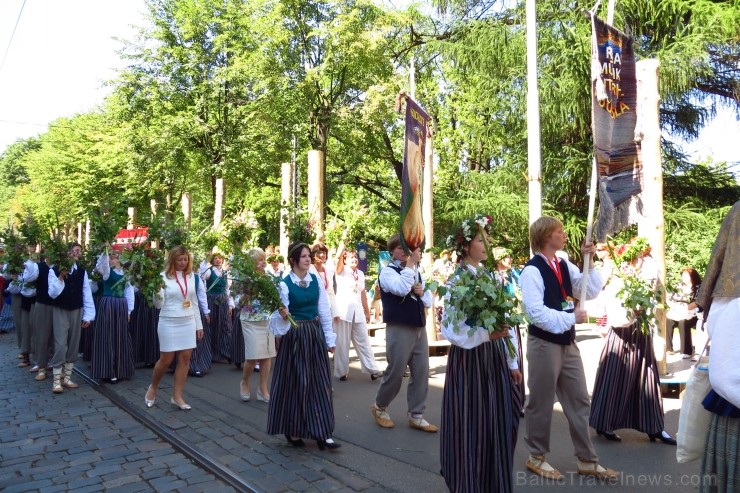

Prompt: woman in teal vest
[90,249,135,382]
[267,241,339,450]
[201,252,234,363]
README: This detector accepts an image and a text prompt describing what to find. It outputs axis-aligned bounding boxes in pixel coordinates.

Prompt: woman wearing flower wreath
[145,246,204,410]
[200,251,234,364]
[588,240,676,445]
[440,214,522,493]
[267,241,340,450]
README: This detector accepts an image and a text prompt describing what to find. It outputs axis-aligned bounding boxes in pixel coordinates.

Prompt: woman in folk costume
[267,241,340,450]
[145,246,204,410]
[187,270,212,377]
[201,252,234,363]
[692,200,740,493]
[589,242,676,445]
[440,215,521,493]
[90,249,135,382]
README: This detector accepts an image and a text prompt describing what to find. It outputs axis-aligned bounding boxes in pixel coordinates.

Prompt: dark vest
[526,255,575,345]
[284,273,320,321]
[35,261,53,305]
[51,264,85,311]
[102,271,125,298]
[379,265,425,328]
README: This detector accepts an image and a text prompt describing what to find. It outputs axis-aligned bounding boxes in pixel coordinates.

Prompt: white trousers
[333,317,380,378]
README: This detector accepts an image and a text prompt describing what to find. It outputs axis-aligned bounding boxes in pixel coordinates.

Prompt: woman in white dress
[144,246,204,410]
[238,248,276,402]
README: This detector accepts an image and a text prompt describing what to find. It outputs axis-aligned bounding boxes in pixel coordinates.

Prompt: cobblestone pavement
[0,325,702,493]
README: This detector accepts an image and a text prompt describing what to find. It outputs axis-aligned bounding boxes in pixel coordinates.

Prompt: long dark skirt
[90,297,135,380]
[130,291,160,367]
[230,309,245,369]
[441,340,515,493]
[80,293,101,361]
[267,320,334,440]
[188,311,212,375]
[207,293,232,362]
[589,323,664,434]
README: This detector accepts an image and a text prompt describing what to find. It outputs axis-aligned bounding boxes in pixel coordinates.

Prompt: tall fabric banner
[399,96,429,253]
[590,14,643,241]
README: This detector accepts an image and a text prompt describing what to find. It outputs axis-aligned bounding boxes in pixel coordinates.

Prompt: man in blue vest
[519,216,618,480]
[48,242,95,394]
[371,234,437,433]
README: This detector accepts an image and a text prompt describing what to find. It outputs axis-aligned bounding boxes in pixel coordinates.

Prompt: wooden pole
[307,150,325,241]
[280,161,293,259]
[526,0,542,227]
[635,59,667,374]
[214,178,224,229]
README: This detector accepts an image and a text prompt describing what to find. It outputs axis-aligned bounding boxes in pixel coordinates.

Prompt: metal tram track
[74,368,261,493]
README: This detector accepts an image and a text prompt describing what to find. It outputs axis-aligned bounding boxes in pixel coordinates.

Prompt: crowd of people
[2,203,738,492]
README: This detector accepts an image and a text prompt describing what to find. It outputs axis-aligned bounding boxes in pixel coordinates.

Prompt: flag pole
[579,1,614,303]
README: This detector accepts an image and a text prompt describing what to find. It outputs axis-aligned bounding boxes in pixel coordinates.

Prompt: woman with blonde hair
[238,248,276,402]
[145,246,204,410]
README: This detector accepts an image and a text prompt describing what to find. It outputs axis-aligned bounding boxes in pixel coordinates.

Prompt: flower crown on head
[445,214,493,254]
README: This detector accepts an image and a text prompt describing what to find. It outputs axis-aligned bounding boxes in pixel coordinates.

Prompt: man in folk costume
[48,242,95,394]
[370,233,437,433]
[519,216,618,480]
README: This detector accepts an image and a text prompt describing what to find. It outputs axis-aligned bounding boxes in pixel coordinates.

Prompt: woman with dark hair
[267,241,340,450]
[666,267,702,358]
[440,215,521,493]
[145,246,204,410]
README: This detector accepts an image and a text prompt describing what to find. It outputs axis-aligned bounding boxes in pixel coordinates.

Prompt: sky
[0,0,738,168]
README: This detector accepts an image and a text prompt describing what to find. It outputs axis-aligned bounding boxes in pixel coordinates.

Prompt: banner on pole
[398,95,429,253]
[590,14,643,241]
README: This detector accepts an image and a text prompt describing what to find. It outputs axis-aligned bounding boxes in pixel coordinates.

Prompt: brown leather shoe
[577,460,619,480]
[370,404,395,428]
[408,417,438,433]
[526,455,564,481]
[17,360,30,368]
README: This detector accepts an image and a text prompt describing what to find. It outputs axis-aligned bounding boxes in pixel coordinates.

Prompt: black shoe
[339,375,347,381]
[285,435,305,447]
[648,432,676,445]
[597,430,622,442]
[371,372,383,381]
[317,438,341,451]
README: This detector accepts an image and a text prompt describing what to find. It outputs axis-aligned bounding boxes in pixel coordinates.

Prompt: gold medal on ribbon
[182,300,191,308]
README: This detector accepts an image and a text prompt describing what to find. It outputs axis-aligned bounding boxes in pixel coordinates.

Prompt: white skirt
[241,318,276,360]
[158,316,197,352]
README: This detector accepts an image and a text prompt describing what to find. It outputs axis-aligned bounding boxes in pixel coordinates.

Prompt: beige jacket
[696,201,740,315]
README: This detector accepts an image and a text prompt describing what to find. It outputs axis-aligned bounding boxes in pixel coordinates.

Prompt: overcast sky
[0,0,737,168]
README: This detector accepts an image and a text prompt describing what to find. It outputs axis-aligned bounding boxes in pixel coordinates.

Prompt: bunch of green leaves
[88,203,127,253]
[45,238,75,273]
[430,266,523,358]
[119,245,165,307]
[606,241,664,336]
[229,252,296,327]
[147,215,190,252]
[3,232,27,275]
[15,213,44,247]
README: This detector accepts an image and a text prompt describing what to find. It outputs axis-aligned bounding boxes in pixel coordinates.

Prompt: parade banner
[398,95,429,253]
[590,14,643,241]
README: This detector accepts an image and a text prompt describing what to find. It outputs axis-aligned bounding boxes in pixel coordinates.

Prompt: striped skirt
[267,319,334,440]
[0,301,15,331]
[90,296,135,380]
[188,311,213,374]
[589,323,664,434]
[80,293,101,360]
[230,308,245,368]
[701,413,740,492]
[441,340,515,493]
[130,291,160,367]
[207,293,233,362]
